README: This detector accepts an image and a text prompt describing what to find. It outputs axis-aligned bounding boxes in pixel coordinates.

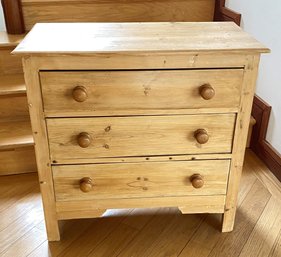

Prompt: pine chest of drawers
[14,22,269,241]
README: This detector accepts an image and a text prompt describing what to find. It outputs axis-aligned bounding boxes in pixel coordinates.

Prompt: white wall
[226,0,281,153]
[0,3,6,31]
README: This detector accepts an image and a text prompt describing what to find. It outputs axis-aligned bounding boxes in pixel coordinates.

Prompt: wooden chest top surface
[13,22,269,55]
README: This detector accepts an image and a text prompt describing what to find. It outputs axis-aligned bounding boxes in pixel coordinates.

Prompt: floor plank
[145,214,203,257]
[121,207,158,230]
[239,197,281,257]
[1,222,46,257]
[26,241,50,257]
[117,207,177,257]
[179,178,271,257]
[269,229,281,257]
[58,209,132,257]
[0,203,44,254]
[206,179,271,257]
[27,219,95,257]
[0,188,41,232]
[0,173,38,212]
[247,150,281,200]
[87,222,138,257]
[177,153,259,257]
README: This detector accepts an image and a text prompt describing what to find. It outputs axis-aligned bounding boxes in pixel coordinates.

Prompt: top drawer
[40,69,243,116]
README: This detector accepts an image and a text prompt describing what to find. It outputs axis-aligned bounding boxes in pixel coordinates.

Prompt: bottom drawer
[53,160,230,202]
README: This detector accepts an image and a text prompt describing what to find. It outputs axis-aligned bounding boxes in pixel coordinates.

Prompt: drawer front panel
[53,160,230,201]
[47,114,235,161]
[40,69,243,114]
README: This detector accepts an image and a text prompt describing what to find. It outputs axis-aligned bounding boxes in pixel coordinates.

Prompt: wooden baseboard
[250,95,281,181]
[214,0,241,25]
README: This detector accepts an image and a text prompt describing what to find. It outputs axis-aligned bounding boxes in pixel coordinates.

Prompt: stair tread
[22,0,80,3]
[0,32,24,48]
[0,120,34,150]
[0,74,26,95]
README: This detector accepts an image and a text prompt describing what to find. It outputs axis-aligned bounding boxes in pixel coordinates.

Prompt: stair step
[0,31,24,75]
[0,146,36,175]
[0,74,26,96]
[0,31,24,49]
[21,0,216,30]
[0,49,23,75]
[0,120,34,150]
[0,95,30,120]
[0,32,35,175]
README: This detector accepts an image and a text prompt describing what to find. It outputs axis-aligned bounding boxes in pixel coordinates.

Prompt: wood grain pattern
[0,187,41,232]
[136,213,203,257]
[21,0,215,30]
[56,209,132,257]
[178,156,259,257]
[0,120,33,150]
[0,173,38,212]
[201,179,271,257]
[1,224,46,257]
[47,114,235,161]
[56,195,226,220]
[0,95,29,120]
[22,57,60,241]
[13,22,269,55]
[53,160,230,201]
[57,209,106,220]
[48,153,232,165]
[270,231,281,257]
[0,146,36,175]
[239,197,281,257]
[40,69,243,114]
[0,188,43,255]
[0,74,26,96]
[222,55,261,232]
[27,54,250,71]
[0,50,23,75]
[247,150,281,201]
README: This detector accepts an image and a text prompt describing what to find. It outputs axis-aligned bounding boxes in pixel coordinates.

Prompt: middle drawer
[47,114,235,162]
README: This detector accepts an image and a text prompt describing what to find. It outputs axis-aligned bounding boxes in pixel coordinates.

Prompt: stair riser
[0,146,36,175]
[0,95,30,120]
[0,49,23,75]
[0,35,34,176]
[21,0,215,30]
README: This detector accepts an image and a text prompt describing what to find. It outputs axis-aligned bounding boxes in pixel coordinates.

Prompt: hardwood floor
[0,150,281,257]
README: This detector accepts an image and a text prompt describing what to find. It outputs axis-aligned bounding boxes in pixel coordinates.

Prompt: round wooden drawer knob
[79,177,93,192]
[199,84,215,100]
[190,174,204,189]
[194,129,209,144]
[77,132,92,148]
[72,86,88,102]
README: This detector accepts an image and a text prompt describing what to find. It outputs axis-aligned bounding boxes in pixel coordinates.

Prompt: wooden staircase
[0,32,36,175]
